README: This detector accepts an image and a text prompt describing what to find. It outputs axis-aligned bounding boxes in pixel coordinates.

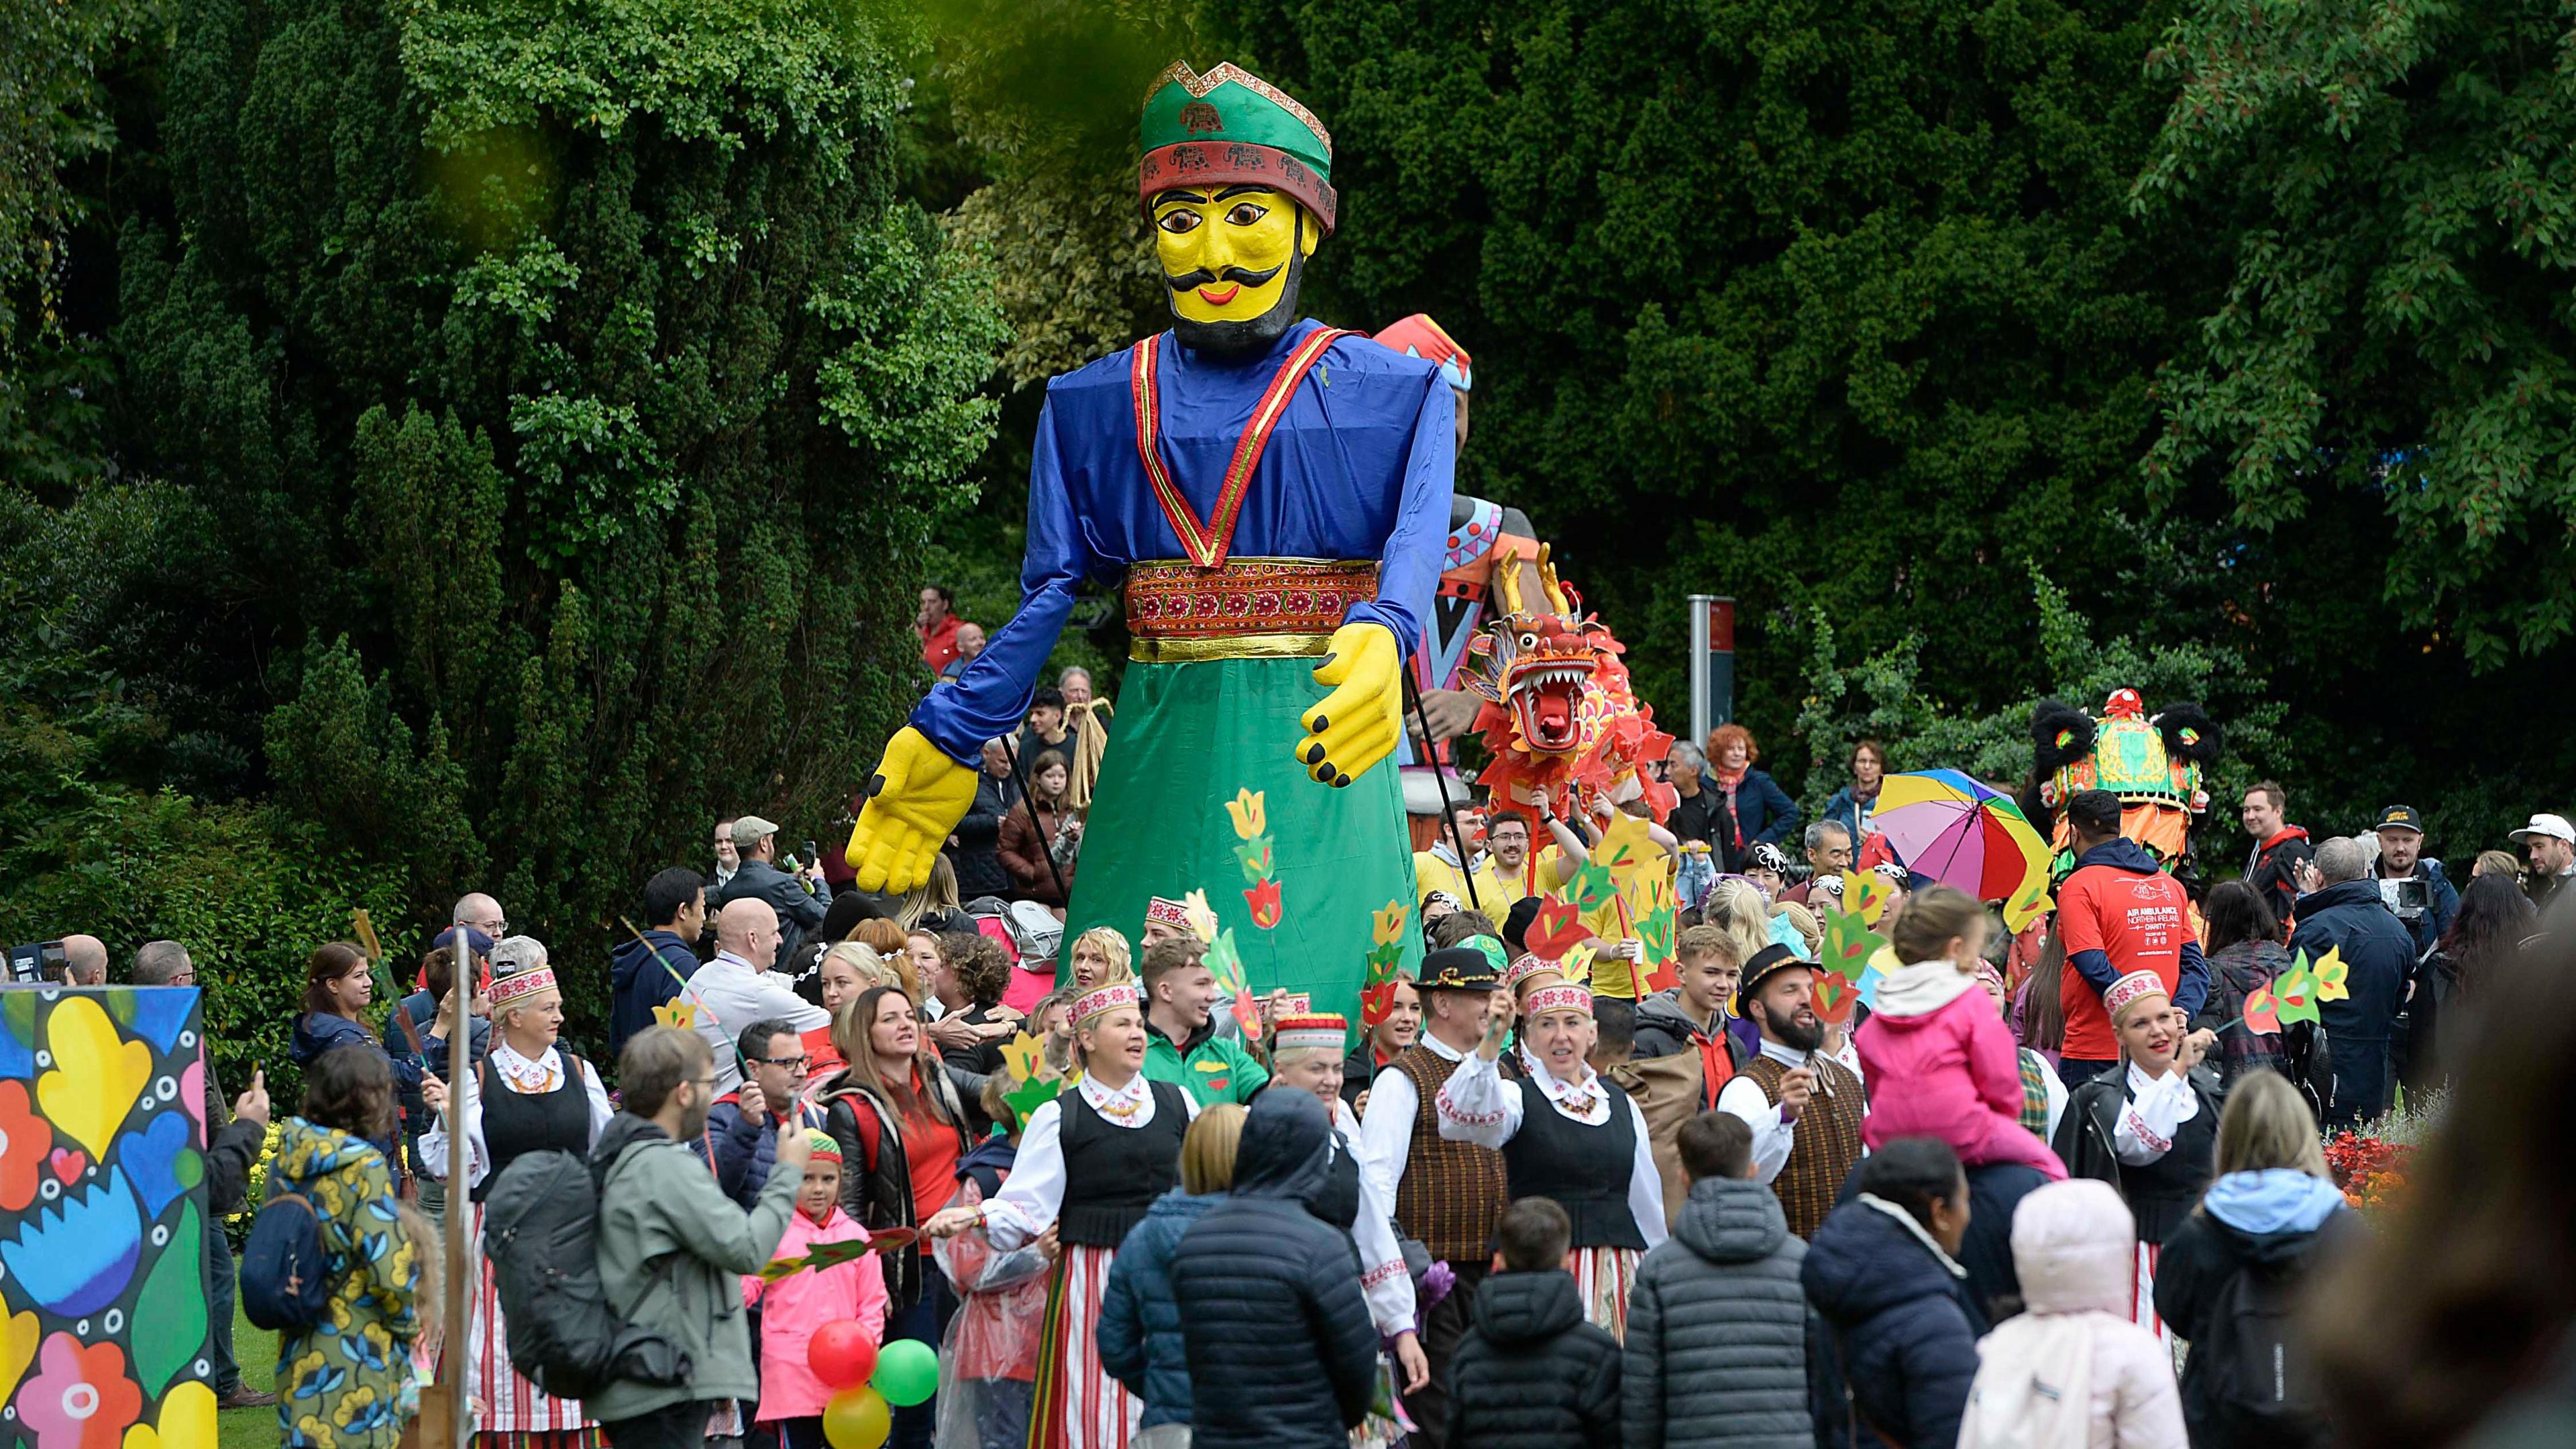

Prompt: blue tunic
[911,319,1457,763]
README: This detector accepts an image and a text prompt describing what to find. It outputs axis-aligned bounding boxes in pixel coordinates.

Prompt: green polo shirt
[1143,1020,1270,1106]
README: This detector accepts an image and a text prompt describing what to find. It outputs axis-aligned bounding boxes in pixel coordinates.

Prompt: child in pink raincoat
[744,1128,890,1443]
[1857,885,2068,1179]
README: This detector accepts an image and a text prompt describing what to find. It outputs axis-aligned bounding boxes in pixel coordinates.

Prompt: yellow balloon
[824,1385,892,1449]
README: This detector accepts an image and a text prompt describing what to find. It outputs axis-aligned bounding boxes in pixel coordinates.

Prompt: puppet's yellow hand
[849,727,979,893]
[1293,622,1405,788]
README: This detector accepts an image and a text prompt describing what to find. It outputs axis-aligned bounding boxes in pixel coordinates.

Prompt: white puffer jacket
[1958,1179,2188,1449]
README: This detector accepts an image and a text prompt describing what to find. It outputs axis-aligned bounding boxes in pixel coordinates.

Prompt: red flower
[1360,982,1396,1028]
[1244,879,1283,930]
[0,1079,50,1212]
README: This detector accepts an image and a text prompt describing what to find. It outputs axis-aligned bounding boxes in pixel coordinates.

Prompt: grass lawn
[217,1300,277,1449]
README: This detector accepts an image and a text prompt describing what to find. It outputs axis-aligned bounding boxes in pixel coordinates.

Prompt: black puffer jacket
[1170,1090,1377,1449]
[1623,1177,1809,1449]
[1446,1269,1622,1449]
[1801,1197,1981,1449]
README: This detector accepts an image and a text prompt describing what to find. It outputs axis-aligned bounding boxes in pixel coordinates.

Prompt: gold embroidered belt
[1125,557,1379,662]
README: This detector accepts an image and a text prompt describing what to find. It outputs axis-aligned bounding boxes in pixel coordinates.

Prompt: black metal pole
[1404,674,1482,915]
[1002,735,1073,905]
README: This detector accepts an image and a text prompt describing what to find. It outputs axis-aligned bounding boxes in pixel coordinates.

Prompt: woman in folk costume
[843,58,1451,1030]
[1266,1014,1432,1402]
[1434,982,1666,1338]
[420,945,613,1446]
[2051,969,2220,1348]
[923,983,1195,1449]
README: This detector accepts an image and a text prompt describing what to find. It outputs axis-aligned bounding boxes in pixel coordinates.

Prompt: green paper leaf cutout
[135,1199,207,1396]
[1821,908,1884,982]
[1203,931,1247,996]
[1638,906,1676,961]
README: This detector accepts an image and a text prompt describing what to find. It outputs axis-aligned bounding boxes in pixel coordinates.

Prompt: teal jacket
[586,1112,800,1424]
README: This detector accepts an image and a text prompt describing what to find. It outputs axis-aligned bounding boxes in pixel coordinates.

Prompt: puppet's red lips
[1197,284,1241,306]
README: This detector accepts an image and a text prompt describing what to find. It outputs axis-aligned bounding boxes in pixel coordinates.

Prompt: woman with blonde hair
[2153,1072,2347,1448]
[1097,1104,1248,1443]
[1703,877,1775,967]
[897,853,965,928]
[1068,926,1132,989]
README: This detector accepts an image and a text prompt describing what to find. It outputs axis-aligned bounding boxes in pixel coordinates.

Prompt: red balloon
[808,1320,881,1389]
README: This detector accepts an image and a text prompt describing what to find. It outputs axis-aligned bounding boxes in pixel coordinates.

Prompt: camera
[5,941,68,984]
[2379,875,2430,922]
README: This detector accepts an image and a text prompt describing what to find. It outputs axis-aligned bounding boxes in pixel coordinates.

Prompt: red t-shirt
[919,614,962,670]
[2055,862,2191,1060]
[902,1095,962,1224]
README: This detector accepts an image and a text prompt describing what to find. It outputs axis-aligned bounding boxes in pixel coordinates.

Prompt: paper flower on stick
[1811,971,1858,1026]
[2271,954,2321,1027]
[1226,789,1267,840]
[996,1032,1063,1125]
[1525,896,1590,962]
[2005,879,2053,934]
[1558,941,1600,985]
[652,1000,700,1031]
[2310,946,2350,1003]
[1567,861,1617,914]
[1372,902,1408,949]
[1820,906,1884,983]
[1222,788,1285,928]
[1182,891,1221,946]
[1360,899,1409,1027]
[2241,984,2282,1035]
[1243,878,1283,930]
[1840,871,1893,926]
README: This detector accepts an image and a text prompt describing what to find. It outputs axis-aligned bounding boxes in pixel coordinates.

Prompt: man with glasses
[451,891,508,941]
[697,1016,828,1209]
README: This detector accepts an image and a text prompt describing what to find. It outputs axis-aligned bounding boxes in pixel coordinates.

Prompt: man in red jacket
[2055,790,2212,1087]
[2240,779,2312,924]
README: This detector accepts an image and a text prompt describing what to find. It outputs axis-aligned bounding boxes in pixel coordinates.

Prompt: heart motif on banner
[36,996,152,1159]
[46,1148,85,1185]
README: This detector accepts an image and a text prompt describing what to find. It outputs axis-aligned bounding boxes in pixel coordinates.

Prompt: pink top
[743,1205,890,1422]
[1856,971,2028,1151]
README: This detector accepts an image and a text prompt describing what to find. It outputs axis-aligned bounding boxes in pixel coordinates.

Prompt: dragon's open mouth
[1507,662,1589,754]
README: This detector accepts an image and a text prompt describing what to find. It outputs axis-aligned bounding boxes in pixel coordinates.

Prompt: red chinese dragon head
[1464,551,1675,822]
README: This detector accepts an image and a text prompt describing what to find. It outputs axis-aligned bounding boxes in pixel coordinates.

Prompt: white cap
[2509,813,2575,845]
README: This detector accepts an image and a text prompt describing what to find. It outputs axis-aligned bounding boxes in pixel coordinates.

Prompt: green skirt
[1065,654,1421,1031]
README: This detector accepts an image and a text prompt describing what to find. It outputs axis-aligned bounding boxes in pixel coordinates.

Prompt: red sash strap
[1698,1034,1734,1110]
[1130,326,1353,568]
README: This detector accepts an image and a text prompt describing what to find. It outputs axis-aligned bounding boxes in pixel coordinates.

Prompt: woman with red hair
[1701,723,1801,867]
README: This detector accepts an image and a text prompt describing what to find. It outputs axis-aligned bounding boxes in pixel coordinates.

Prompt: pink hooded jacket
[1959,1179,2188,1449]
[1856,960,2065,1177]
[743,1204,890,1422]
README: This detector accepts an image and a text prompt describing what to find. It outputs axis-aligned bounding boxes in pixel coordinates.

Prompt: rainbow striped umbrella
[1871,769,2053,908]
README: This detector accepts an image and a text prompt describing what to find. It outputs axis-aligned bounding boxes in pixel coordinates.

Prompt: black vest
[1057,1079,1189,1248]
[1501,1075,1647,1251]
[474,1052,591,1203]
[1311,1133,1360,1231]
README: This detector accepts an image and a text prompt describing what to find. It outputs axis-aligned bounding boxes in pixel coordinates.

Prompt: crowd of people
[38,703,2576,1449]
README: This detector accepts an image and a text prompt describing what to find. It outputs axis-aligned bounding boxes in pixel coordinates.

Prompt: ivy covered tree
[100,0,1006,1021]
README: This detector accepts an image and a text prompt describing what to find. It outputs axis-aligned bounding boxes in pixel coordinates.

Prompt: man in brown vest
[1717,945,1866,1240]
[1356,940,1507,1449]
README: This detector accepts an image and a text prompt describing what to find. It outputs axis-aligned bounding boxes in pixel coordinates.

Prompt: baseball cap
[2373,805,2426,835]
[2509,813,2575,845]
[730,815,782,848]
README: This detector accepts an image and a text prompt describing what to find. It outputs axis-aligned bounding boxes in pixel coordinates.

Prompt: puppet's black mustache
[1165,262,1284,291]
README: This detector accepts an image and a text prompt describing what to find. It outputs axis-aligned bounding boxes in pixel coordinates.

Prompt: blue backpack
[240,1183,333,1331]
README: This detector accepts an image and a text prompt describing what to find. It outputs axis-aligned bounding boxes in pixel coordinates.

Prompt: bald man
[452,893,506,940]
[62,934,107,986]
[685,898,829,1093]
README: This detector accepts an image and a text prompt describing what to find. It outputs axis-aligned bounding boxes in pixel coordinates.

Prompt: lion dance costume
[2024,688,2222,875]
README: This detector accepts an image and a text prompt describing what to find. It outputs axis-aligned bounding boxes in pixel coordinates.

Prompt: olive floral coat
[273,1117,420,1448]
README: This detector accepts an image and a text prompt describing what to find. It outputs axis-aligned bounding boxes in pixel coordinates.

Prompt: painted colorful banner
[0,986,216,1447]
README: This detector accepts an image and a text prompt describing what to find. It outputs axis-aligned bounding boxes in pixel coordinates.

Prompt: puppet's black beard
[1171,241,1306,357]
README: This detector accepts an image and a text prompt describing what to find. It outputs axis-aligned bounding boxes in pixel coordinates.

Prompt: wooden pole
[445,928,472,1449]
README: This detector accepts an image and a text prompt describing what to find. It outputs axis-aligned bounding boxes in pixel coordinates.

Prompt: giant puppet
[847,62,1445,1022]
[2024,689,2222,875]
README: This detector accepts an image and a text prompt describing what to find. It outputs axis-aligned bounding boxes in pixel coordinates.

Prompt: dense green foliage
[1,0,1004,1063]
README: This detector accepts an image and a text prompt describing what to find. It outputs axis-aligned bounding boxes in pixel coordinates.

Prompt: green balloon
[871,1338,939,1408]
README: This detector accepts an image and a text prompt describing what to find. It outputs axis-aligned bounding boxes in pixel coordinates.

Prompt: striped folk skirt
[445,1203,599,1444]
[1027,1244,1143,1449]
[2130,1240,2173,1350]
[1568,1244,1642,1343]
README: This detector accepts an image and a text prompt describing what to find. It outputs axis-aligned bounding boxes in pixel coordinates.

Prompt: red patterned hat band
[1145,897,1191,929]
[1073,983,1142,1026]
[490,965,558,1008]
[2104,969,2169,1022]
[1503,954,1562,995]
[1523,984,1593,1019]
[1271,1014,1347,1055]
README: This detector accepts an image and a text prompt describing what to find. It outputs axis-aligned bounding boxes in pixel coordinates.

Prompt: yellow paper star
[1224,788,1267,841]
[652,1000,700,1030]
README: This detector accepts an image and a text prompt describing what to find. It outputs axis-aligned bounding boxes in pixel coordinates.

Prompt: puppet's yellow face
[1153,185,1317,325]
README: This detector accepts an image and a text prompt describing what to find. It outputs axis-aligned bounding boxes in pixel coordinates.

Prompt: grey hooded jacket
[1623,1175,1814,1449]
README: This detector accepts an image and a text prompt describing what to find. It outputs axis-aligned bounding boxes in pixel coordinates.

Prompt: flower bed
[2323,1131,2414,1210]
